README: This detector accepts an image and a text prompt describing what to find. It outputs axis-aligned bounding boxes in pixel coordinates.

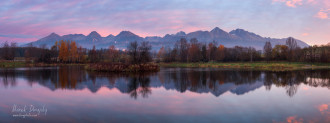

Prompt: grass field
[0,61,86,68]
[1,61,329,71]
[0,61,26,68]
[159,62,330,71]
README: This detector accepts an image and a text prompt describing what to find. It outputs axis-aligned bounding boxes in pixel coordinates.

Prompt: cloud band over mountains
[0,0,329,45]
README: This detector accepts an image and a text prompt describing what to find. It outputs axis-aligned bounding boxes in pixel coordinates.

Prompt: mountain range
[26,27,310,50]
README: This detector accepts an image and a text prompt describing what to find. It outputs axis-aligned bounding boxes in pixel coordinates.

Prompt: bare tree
[286,37,298,61]
[88,45,98,63]
[108,45,119,62]
[138,41,152,63]
[1,41,15,60]
[127,41,139,64]
[263,41,272,62]
[177,38,189,62]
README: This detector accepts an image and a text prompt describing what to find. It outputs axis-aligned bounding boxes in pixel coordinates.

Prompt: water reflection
[0,67,329,98]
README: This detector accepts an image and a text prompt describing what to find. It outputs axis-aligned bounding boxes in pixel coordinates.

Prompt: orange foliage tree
[58,40,79,63]
[69,41,78,62]
[216,44,225,61]
[58,40,69,62]
[157,46,165,62]
[187,38,201,62]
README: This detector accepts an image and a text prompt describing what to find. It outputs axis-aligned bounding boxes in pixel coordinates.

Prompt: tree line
[156,38,262,62]
[157,37,329,63]
[263,37,329,63]
[0,40,153,64]
[0,37,329,63]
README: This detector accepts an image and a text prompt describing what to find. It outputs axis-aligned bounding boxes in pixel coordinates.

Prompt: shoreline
[85,63,160,72]
[159,62,330,71]
[1,61,329,71]
[0,61,86,68]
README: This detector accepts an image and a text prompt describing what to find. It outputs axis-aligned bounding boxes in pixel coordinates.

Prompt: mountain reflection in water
[0,66,329,99]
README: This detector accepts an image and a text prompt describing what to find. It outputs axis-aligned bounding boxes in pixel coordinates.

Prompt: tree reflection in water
[127,76,151,99]
[0,66,329,98]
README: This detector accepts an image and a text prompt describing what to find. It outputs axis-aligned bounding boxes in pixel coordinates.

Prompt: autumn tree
[207,41,217,61]
[187,38,201,62]
[77,46,86,63]
[157,46,165,62]
[56,40,79,63]
[263,41,272,61]
[272,45,288,61]
[163,47,178,62]
[216,44,225,61]
[69,41,78,62]
[58,40,69,62]
[108,45,119,62]
[319,45,329,62]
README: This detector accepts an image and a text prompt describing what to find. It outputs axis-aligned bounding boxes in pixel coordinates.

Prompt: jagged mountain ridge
[26,27,310,50]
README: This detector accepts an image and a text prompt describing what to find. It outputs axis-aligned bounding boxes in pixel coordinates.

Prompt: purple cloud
[0,0,329,45]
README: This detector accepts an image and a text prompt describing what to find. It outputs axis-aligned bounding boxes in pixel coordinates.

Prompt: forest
[0,37,329,65]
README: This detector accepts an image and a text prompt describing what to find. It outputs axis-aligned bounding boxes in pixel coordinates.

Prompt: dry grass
[85,63,160,72]
[159,62,330,71]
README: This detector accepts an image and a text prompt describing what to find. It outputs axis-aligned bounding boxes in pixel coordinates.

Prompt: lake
[0,66,329,123]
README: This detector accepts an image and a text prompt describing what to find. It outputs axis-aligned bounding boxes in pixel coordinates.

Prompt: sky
[0,0,329,45]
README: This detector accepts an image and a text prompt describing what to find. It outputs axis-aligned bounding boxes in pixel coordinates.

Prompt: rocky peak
[229,28,263,40]
[117,31,137,37]
[88,31,101,38]
[48,32,60,38]
[210,27,225,33]
[175,31,186,36]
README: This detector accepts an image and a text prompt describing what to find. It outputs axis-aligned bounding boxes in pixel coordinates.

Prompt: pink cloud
[272,0,329,20]
[307,0,316,4]
[286,116,303,123]
[302,87,309,90]
[315,10,329,19]
[318,104,328,112]
[301,33,309,36]
[317,104,329,114]
[286,0,303,7]
[1,0,330,45]
[273,0,303,8]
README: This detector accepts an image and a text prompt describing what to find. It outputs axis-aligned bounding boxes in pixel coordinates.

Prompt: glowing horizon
[0,0,329,45]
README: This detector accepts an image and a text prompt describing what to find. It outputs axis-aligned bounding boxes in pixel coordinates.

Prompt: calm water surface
[0,66,329,123]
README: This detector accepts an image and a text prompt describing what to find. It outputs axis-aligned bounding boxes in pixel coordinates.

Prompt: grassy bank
[85,63,160,72]
[0,61,86,68]
[159,62,330,71]
[0,61,26,68]
[1,61,328,71]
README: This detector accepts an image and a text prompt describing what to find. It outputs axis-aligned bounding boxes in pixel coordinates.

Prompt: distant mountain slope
[25,27,310,50]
